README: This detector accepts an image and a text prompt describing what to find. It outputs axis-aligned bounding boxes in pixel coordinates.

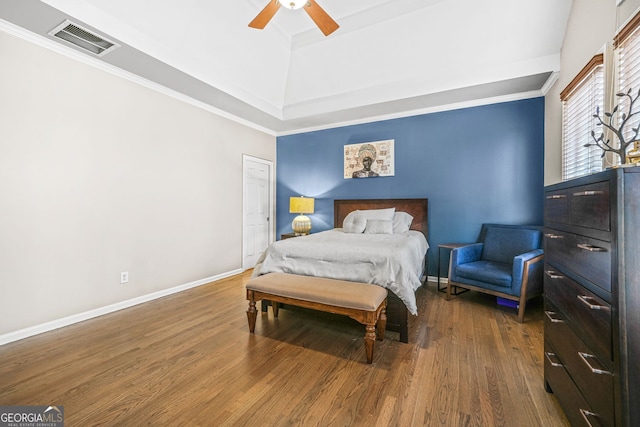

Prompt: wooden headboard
[334,198,429,239]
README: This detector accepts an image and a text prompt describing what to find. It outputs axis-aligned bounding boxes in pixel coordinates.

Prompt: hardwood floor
[0,271,569,426]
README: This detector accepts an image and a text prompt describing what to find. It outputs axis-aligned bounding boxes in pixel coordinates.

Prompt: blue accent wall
[276,97,545,276]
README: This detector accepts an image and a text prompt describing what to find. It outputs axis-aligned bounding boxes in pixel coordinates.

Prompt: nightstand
[280,233,298,240]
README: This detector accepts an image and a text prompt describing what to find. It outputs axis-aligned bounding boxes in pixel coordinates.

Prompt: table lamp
[289,196,315,235]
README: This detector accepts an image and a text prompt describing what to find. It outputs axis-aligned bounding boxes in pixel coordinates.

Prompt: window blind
[561,56,604,181]
[615,12,640,151]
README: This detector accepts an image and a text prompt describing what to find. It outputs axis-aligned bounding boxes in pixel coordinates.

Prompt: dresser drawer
[545,182,611,231]
[569,181,610,231]
[545,342,610,427]
[545,304,614,424]
[544,230,611,294]
[545,189,570,224]
[544,265,612,361]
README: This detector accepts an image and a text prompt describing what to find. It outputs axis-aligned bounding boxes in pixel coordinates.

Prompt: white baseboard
[0,269,242,346]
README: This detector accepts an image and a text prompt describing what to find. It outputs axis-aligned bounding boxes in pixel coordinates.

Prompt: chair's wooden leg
[517,298,526,323]
[364,324,376,364]
[272,301,280,318]
[247,295,257,333]
[376,305,387,341]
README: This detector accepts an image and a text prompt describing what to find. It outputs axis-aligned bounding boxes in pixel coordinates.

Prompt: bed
[253,198,429,343]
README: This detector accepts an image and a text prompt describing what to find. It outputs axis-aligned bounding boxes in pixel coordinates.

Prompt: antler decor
[587,88,640,165]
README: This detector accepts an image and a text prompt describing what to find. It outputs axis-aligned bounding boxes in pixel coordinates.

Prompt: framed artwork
[344,139,395,179]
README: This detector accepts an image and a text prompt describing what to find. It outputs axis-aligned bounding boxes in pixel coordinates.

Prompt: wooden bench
[246,272,388,364]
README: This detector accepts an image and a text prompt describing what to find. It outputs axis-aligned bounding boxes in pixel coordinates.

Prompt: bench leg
[272,301,280,318]
[377,306,387,341]
[364,324,376,364]
[247,295,257,333]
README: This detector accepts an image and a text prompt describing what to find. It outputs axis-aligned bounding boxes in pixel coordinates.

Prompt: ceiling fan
[249,0,339,36]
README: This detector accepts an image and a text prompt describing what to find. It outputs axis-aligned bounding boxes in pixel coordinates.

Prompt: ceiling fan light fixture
[250,0,338,36]
[278,0,306,10]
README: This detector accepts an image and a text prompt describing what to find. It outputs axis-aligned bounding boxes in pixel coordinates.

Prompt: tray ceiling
[0,0,572,134]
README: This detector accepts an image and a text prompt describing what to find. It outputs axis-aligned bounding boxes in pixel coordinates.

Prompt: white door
[243,156,272,270]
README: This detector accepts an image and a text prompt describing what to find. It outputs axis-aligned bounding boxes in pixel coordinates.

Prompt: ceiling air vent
[48,20,120,57]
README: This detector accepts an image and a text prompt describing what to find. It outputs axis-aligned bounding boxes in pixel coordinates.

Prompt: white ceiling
[0,0,573,134]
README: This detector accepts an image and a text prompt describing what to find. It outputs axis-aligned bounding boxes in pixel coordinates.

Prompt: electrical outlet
[120,271,129,284]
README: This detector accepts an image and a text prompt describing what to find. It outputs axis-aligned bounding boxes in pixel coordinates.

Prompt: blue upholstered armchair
[446,224,544,322]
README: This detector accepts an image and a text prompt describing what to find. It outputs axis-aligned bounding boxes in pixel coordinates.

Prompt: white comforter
[252,229,429,315]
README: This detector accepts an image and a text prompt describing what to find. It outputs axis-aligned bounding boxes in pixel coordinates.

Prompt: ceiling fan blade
[304,0,339,36]
[249,0,281,29]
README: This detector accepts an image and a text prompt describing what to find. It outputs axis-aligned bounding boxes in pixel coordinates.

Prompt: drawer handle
[546,194,567,199]
[578,352,612,375]
[577,294,610,311]
[544,233,564,239]
[576,243,607,252]
[544,351,563,368]
[545,311,564,323]
[579,409,600,427]
[573,190,605,197]
[545,270,564,280]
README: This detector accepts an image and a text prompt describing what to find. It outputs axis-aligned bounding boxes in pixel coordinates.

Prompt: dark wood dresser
[543,168,640,427]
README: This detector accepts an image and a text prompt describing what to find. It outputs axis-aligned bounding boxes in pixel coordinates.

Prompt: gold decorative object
[626,141,640,165]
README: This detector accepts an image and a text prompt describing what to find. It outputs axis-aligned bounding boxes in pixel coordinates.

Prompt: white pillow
[392,212,414,233]
[357,208,395,221]
[343,210,367,233]
[364,219,394,234]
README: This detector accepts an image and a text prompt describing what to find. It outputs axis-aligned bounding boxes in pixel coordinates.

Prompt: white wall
[0,30,275,338]
[545,0,640,185]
